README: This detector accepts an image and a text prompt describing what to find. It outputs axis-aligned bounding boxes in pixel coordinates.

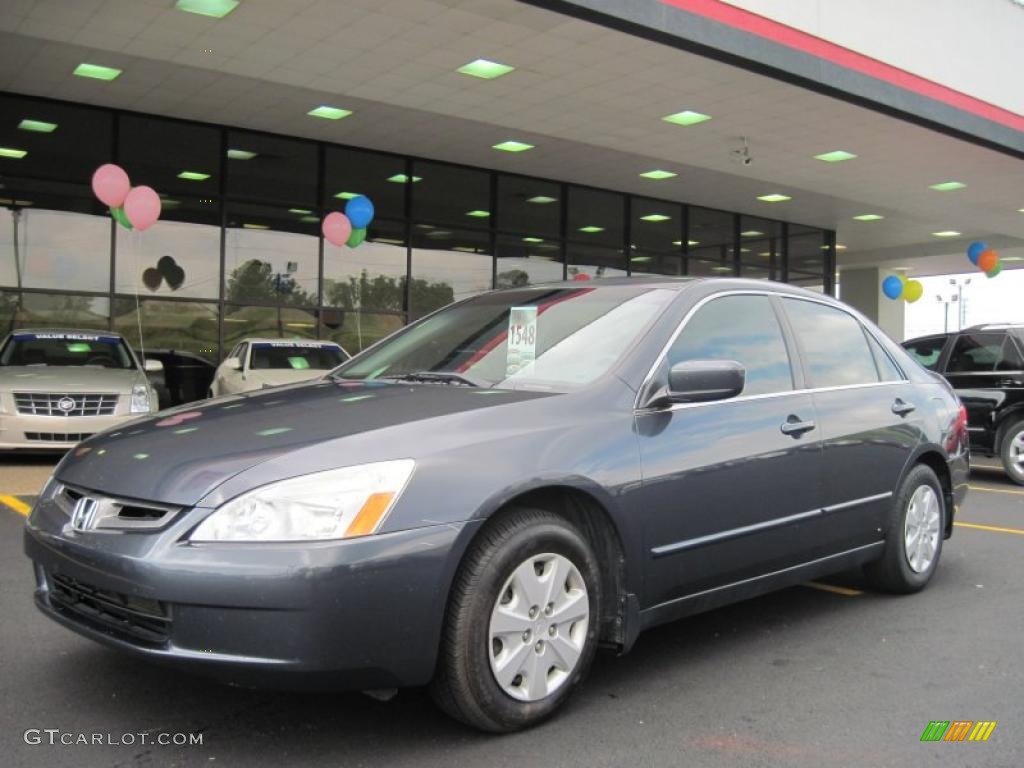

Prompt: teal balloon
[967,241,988,265]
[346,227,367,248]
[110,206,133,230]
[881,275,903,299]
[344,195,374,229]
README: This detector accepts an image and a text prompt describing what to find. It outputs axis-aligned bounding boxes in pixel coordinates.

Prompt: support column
[838,267,905,341]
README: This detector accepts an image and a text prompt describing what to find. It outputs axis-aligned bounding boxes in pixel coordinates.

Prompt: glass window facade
[0,93,835,394]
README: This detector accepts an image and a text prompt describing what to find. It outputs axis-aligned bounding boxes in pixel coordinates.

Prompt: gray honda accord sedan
[25,278,968,731]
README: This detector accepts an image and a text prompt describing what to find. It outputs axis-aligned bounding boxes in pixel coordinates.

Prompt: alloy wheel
[903,485,941,573]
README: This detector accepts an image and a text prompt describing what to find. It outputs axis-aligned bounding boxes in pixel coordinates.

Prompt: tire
[864,464,945,594]
[430,508,601,732]
[998,419,1024,486]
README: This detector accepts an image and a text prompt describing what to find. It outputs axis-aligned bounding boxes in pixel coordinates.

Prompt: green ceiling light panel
[0,147,28,159]
[299,216,320,223]
[243,223,270,230]
[457,59,515,79]
[178,171,210,181]
[175,0,240,18]
[493,140,534,153]
[334,191,359,199]
[226,149,257,160]
[640,214,670,222]
[639,169,677,180]
[386,174,422,183]
[852,213,884,221]
[662,110,711,126]
[526,195,557,204]
[465,210,490,218]
[307,105,352,120]
[578,225,604,233]
[814,150,857,162]
[18,119,57,133]
[522,237,544,243]
[932,230,961,237]
[630,256,652,263]
[740,230,764,237]
[688,240,700,246]
[929,181,967,191]
[288,208,312,215]
[757,194,791,203]
[73,63,122,81]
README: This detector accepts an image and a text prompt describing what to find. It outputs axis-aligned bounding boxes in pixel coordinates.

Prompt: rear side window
[947,333,1024,373]
[903,336,946,370]
[866,332,904,381]
[783,298,879,387]
[667,295,793,396]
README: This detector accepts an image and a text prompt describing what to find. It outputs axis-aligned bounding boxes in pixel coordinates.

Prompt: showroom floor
[1,459,1020,768]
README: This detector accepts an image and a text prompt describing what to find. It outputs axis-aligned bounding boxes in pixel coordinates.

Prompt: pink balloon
[123,185,162,232]
[322,211,352,246]
[91,163,131,208]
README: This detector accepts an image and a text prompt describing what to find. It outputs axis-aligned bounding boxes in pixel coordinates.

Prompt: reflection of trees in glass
[326,270,453,313]
[226,259,315,306]
[113,298,217,360]
[3,293,107,331]
[496,269,529,289]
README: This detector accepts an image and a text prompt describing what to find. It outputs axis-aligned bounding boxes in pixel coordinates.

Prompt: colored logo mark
[920,721,997,742]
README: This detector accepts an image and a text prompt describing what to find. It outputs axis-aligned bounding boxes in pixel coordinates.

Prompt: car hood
[243,369,327,389]
[55,379,556,506]
[0,366,143,392]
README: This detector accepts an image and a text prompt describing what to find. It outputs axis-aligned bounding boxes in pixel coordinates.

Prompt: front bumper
[0,411,144,450]
[24,492,476,690]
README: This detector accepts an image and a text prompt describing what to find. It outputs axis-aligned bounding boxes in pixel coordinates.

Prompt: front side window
[667,295,793,396]
[783,299,879,387]
[947,332,1023,373]
[0,332,135,369]
[903,336,947,371]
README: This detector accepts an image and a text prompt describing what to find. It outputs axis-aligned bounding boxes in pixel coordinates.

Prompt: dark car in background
[903,324,1024,485]
[142,350,217,409]
[25,279,968,732]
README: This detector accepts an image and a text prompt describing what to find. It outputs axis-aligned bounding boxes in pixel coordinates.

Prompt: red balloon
[123,185,162,231]
[977,249,998,272]
[91,164,130,208]
[322,212,352,247]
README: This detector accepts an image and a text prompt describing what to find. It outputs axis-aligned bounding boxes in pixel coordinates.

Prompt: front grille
[14,392,118,417]
[48,572,170,645]
[51,484,180,531]
[25,432,94,443]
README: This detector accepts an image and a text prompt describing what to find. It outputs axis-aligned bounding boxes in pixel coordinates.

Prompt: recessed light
[466,210,490,218]
[288,208,312,215]
[522,237,544,243]
[177,171,210,181]
[386,174,422,183]
[853,214,884,221]
[630,256,652,263]
[757,194,791,203]
[1001,256,1023,262]
[307,105,352,120]
[73,63,122,81]
[740,230,764,237]
[814,150,857,162]
[758,251,771,257]
[711,266,733,273]
[821,244,849,251]
[578,225,604,233]
[0,147,28,159]
[175,0,239,18]
[932,230,961,237]
[457,59,515,79]
[226,149,257,160]
[242,223,270,230]
[1018,208,1024,213]
[18,119,57,133]
[334,191,359,199]
[493,140,534,153]
[673,239,700,247]
[929,181,967,191]
[640,214,670,222]
[662,110,711,126]
[526,195,557,204]
[639,169,677,180]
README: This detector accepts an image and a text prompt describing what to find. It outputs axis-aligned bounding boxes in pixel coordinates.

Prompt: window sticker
[506,306,538,377]
[287,356,311,370]
[15,332,110,342]
[254,341,334,350]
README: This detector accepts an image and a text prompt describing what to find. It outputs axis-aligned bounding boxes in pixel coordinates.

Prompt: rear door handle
[780,416,816,437]
[892,399,916,416]
[997,379,1023,387]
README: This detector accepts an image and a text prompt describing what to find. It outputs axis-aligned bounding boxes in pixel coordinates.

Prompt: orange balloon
[977,249,998,272]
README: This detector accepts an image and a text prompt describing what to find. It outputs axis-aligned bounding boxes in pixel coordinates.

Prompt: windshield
[0,332,136,369]
[250,342,347,371]
[333,285,678,391]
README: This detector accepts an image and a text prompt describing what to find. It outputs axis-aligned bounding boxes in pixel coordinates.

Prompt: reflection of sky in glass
[784,299,879,387]
[668,296,793,396]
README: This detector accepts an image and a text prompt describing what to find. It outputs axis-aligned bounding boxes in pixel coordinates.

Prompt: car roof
[522,276,831,300]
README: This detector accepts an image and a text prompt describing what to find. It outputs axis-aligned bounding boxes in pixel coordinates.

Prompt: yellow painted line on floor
[803,581,863,597]
[967,484,1024,497]
[0,495,31,516]
[955,521,1024,537]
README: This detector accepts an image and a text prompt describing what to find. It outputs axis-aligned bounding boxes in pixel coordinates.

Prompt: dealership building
[0,0,1021,366]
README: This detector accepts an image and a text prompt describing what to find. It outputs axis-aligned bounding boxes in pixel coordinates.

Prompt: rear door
[781,298,919,551]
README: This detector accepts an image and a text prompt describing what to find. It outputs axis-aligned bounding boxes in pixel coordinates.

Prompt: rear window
[0,333,135,369]
[249,343,347,371]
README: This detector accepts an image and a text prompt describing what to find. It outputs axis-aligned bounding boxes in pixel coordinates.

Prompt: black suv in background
[903,324,1024,485]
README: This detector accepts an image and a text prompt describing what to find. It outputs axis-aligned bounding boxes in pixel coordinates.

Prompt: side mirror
[225,357,242,371]
[144,359,164,373]
[665,359,745,403]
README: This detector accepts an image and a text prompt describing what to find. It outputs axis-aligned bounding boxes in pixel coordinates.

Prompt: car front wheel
[431,508,601,732]
[999,419,1024,486]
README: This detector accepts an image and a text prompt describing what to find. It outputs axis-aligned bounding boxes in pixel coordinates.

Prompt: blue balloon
[345,195,374,229]
[966,241,988,265]
[881,275,904,300]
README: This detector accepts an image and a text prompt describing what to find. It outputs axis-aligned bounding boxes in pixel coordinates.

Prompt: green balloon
[110,206,133,230]
[346,227,367,248]
[985,261,1002,278]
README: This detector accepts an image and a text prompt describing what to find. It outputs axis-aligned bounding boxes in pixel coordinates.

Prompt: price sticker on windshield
[506,306,538,376]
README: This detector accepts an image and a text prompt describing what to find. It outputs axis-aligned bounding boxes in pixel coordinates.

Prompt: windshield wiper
[379,371,483,387]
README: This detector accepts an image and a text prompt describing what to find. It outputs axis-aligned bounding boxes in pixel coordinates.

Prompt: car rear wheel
[431,508,600,732]
[999,419,1024,486]
[864,464,944,593]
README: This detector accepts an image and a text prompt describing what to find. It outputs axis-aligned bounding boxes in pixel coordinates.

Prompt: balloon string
[132,229,145,364]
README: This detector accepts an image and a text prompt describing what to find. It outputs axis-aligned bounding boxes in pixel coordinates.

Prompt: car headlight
[130,383,152,414]
[189,459,415,542]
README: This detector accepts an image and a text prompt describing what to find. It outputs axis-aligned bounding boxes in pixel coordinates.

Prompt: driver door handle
[780,416,816,437]
[892,398,916,416]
